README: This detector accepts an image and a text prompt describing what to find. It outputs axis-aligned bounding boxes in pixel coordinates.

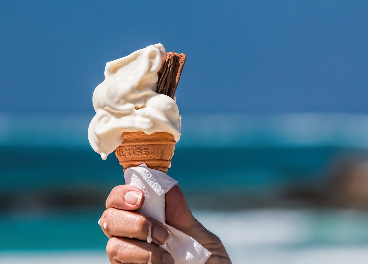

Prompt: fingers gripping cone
[114,132,175,172]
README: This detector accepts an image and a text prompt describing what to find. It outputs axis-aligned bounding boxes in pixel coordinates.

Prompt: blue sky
[0,0,367,114]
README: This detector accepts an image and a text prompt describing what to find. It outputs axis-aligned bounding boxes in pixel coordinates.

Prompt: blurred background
[1,0,368,263]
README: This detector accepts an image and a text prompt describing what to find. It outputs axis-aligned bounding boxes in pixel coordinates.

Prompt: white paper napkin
[124,164,212,264]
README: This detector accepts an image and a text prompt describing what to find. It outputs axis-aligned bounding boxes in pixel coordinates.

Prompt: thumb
[165,185,195,232]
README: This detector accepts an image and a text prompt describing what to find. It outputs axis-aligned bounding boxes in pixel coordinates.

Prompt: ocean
[1,113,368,263]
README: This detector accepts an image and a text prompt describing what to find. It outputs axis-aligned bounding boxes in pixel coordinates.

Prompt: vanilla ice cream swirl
[88,44,181,160]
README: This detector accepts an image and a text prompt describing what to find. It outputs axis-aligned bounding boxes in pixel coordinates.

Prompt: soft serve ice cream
[88,44,181,160]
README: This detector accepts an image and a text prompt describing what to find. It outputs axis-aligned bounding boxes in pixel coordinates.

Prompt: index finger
[106,185,145,210]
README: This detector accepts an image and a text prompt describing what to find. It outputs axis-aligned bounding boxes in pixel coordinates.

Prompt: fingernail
[162,253,174,264]
[125,191,142,206]
[153,225,169,243]
[103,222,107,229]
[98,218,101,225]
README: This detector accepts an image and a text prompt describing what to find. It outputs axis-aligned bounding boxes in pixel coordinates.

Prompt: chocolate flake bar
[157,52,186,98]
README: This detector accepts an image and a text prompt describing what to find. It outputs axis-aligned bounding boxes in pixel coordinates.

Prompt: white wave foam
[1,113,368,148]
[195,209,309,247]
[0,113,91,147]
[1,209,368,263]
[180,113,368,148]
[2,247,368,264]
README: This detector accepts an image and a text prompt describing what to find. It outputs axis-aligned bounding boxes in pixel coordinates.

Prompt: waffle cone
[114,132,176,172]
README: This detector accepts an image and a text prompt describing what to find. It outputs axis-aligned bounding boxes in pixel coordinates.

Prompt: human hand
[99,184,232,264]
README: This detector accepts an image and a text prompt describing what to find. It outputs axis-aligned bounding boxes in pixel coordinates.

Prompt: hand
[99,184,232,264]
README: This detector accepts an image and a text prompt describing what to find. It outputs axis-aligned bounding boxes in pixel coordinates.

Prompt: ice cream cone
[114,132,176,172]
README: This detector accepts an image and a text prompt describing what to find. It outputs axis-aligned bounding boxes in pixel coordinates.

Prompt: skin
[99,184,232,264]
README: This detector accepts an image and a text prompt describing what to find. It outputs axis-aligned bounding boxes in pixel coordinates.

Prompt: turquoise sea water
[0,145,356,251]
[1,113,368,262]
[0,145,343,191]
